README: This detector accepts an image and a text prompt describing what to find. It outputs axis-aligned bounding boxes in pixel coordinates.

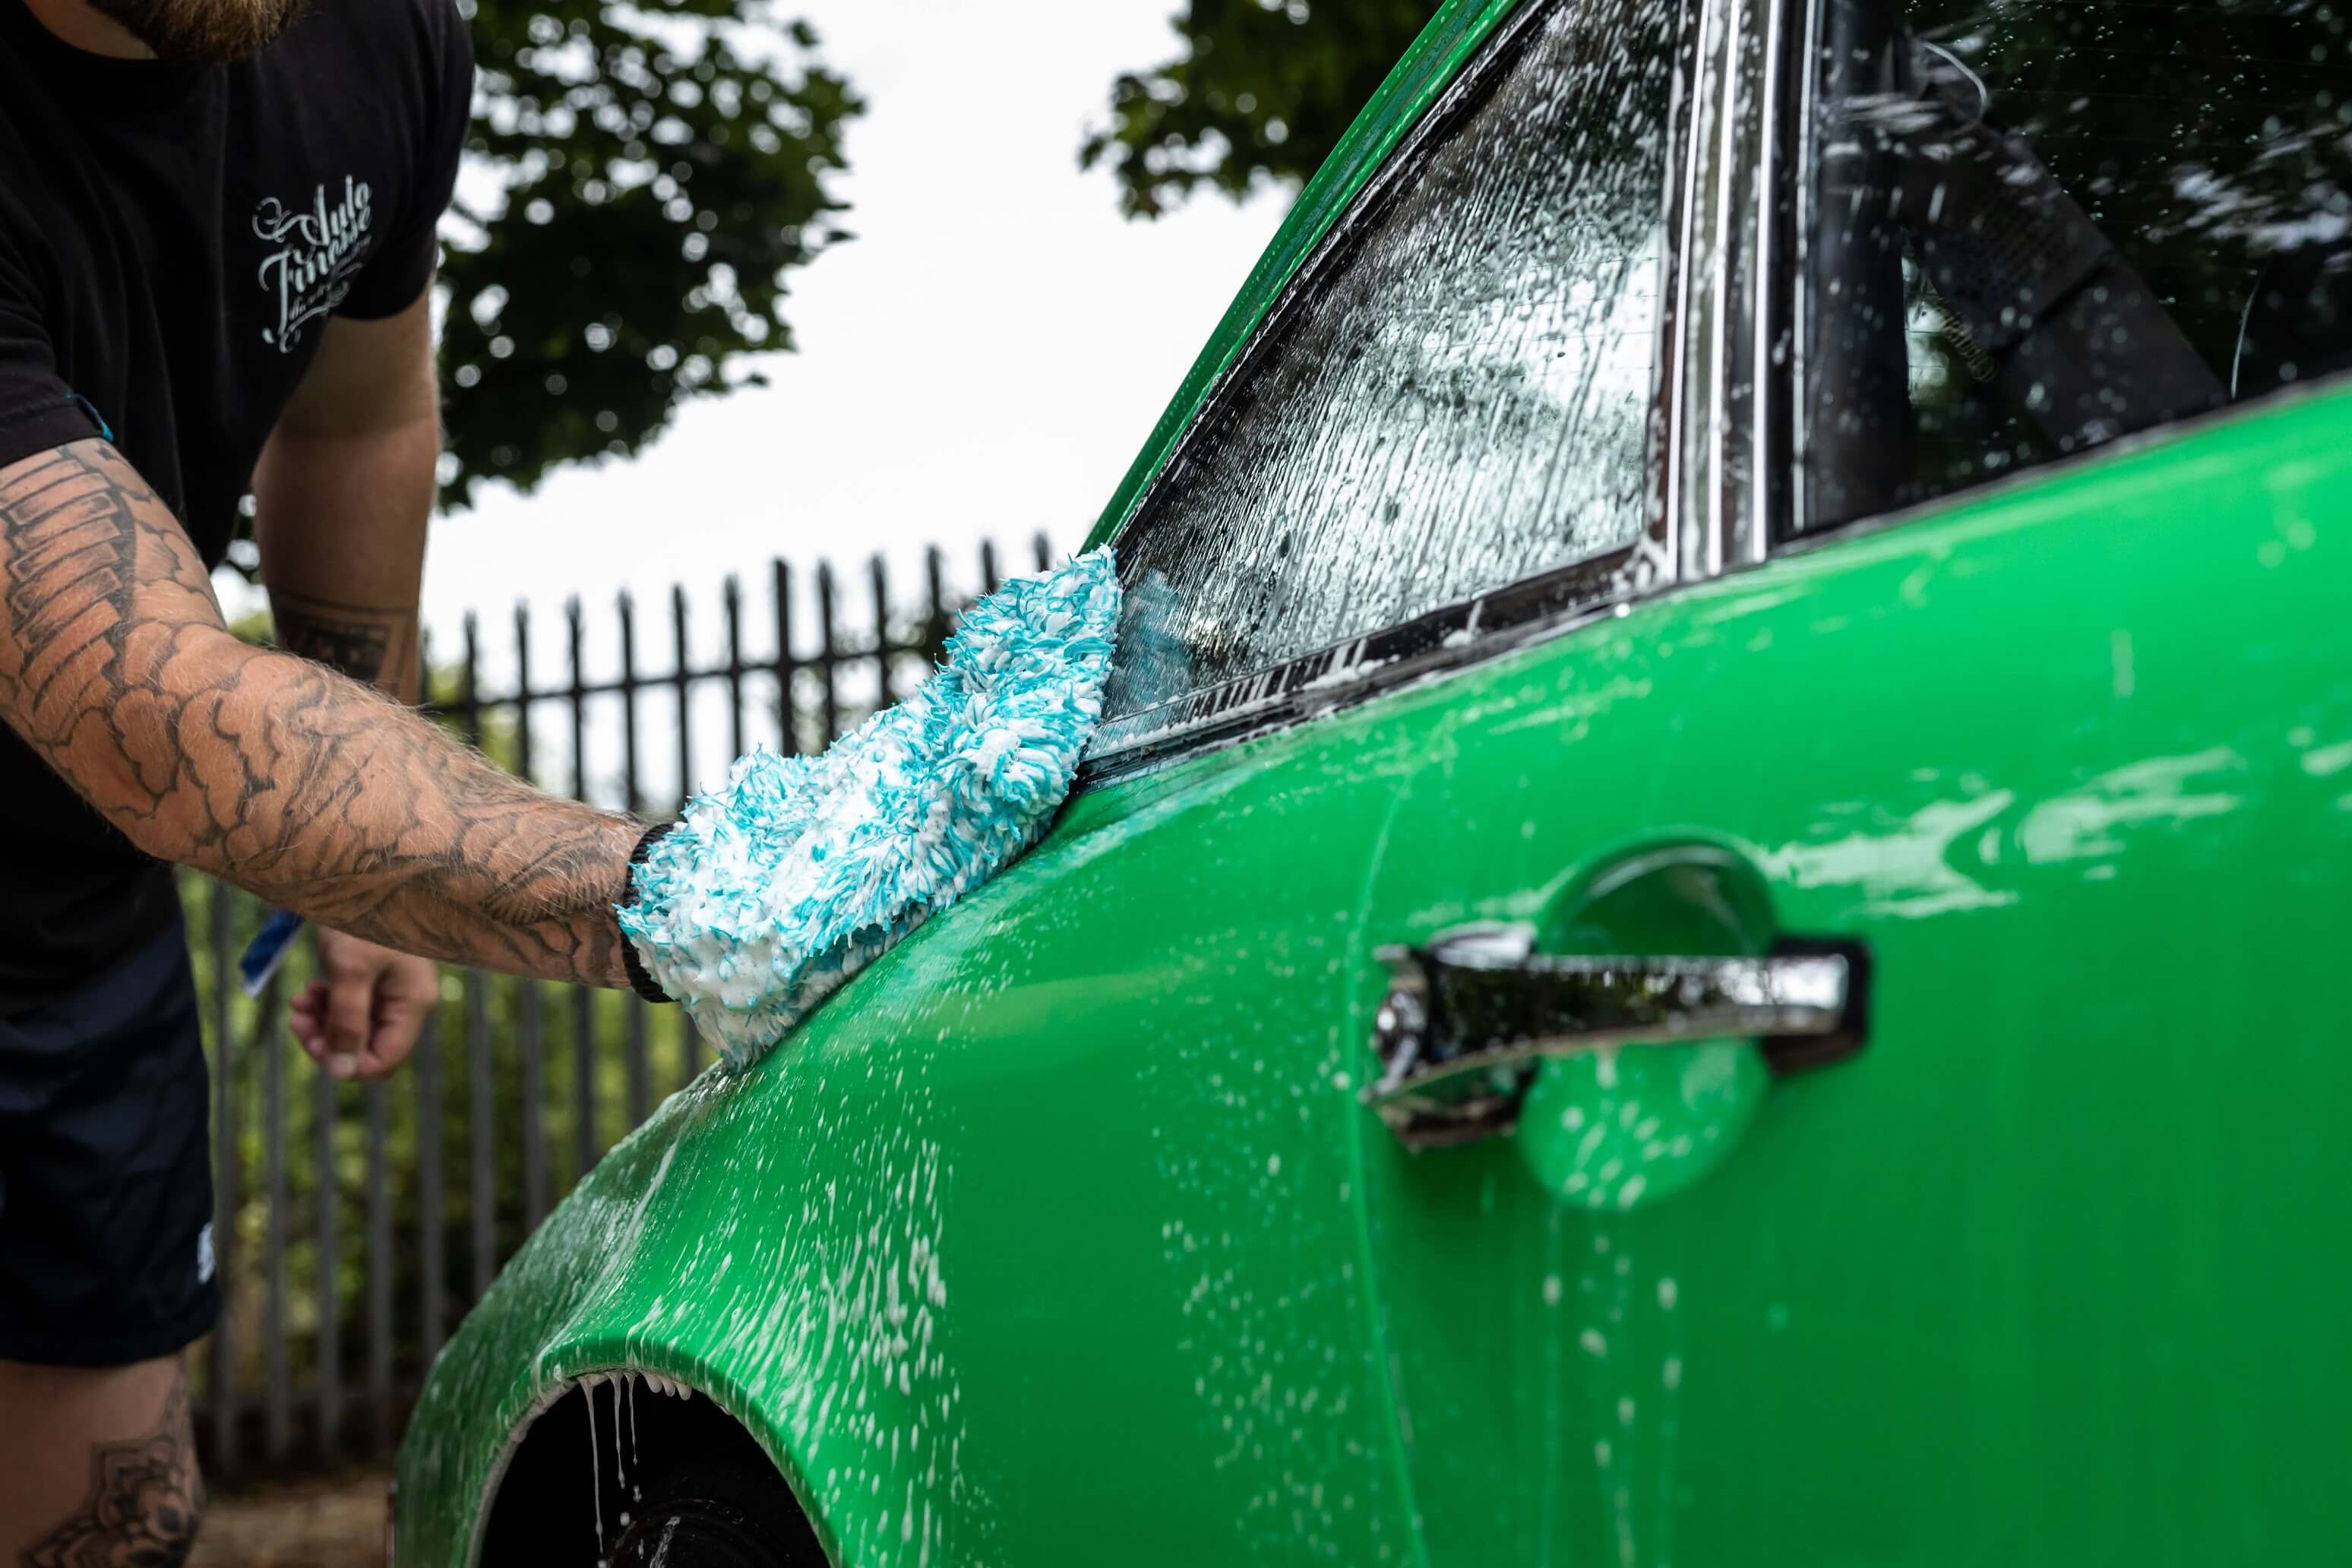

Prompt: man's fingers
[347,956,438,1080]
[348,998,428,1081]
[289,982,330,1059]
[322,972,374,1077]
[299,939,435,1081]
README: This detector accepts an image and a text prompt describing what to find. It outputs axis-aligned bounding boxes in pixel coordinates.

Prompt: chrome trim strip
[1777,0,1824,545]
[1785,0,1823,539]
[1746,0,1791,564]
[1076,548,1638,790]
[1660,0,1715,586]
[1706,0,1749,579]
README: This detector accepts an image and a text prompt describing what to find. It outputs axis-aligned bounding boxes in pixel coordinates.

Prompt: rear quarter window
[1797,0,2352,533]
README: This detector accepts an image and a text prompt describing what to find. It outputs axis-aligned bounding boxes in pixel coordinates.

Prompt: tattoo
[19,1370,204,1568]
[0,440,636,987]
[270,588,416,694]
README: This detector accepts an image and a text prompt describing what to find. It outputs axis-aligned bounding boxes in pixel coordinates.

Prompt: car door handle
[1363,923,1870,1148]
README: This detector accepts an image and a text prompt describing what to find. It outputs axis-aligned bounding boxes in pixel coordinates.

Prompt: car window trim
[1080,0,1722,791]
[1081,545,1640,789]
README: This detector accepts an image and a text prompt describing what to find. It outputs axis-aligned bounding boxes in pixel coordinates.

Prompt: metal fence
[189,532,1057,1479]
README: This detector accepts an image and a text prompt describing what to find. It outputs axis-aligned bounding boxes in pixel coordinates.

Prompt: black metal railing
[188,532,1055,1479]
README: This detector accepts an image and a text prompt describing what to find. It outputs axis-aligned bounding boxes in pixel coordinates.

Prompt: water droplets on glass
[1801,0,2352,530]
[1104,0,1680,728]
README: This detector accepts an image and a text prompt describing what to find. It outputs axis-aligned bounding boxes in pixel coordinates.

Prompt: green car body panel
[394,2,2352,1561]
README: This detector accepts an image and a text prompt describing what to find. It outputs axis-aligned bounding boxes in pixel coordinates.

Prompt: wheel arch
[469,1359,836,1566]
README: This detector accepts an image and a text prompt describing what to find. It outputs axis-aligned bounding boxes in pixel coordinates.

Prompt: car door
[1083,0,1721,1556]
[1349,0,2352,1561]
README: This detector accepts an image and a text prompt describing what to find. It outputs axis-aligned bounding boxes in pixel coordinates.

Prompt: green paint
[399,378,2352,1562]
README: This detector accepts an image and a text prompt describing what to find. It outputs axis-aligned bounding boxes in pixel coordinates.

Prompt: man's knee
[1,1358,205,1567]
[21,1458,207,1567]
[49,1442,207,1566]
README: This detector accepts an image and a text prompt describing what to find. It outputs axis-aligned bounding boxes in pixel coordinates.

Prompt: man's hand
[292,930,438,1081]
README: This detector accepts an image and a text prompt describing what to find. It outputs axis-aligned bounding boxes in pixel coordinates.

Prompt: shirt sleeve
[334,0,474,321]
[0,236,103,476]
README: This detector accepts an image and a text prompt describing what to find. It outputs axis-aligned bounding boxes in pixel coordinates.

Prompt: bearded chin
[84,0,309,61]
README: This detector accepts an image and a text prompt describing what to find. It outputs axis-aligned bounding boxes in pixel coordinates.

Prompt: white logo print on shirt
[252,177,375,352]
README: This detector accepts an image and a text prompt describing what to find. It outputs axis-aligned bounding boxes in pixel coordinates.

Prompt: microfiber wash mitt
[617,546,1121,1070]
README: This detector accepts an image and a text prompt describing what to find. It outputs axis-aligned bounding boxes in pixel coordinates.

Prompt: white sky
[343,0,1285,778]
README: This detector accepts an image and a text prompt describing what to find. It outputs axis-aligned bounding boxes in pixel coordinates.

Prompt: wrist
[617,820,677,1003]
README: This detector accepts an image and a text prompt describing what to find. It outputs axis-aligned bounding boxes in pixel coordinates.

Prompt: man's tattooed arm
[268,589,417,699]
[0,439,640,988]
[252,294,436,707]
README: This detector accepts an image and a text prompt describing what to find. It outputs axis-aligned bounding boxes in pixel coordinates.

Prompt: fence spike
[671,585,692,808]
[923,545,948,663]
[724,574,747,761]
[460,612,483,749]
[567,596,589,804]
[514,602,535,783]
[871,555,894,709]
[814,562,840,742]
[773,559,800,756]
[618,590,641,817]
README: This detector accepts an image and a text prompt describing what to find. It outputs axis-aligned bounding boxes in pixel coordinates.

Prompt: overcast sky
[374,0,1285,723]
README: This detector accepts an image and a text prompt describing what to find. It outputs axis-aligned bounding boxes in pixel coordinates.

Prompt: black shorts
[0,909,219,1366]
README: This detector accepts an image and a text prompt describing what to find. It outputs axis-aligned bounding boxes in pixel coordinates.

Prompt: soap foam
[618,546,1121,1069]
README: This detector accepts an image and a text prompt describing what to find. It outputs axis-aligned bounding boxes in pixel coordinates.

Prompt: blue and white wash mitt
[617,547,1121,1069]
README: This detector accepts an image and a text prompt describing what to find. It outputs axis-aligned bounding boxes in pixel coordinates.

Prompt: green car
[397,0,2352,1559]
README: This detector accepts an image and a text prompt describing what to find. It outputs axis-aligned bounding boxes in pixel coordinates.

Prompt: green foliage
[438,0,862,507]
[1081,0,1443,219]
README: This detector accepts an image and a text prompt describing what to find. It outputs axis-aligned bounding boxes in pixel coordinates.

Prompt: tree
[438,0,862,508]
[1081,0,1443,220]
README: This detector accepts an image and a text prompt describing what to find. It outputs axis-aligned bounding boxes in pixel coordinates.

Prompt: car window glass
[1799,0,2352,533]
[1102,0,1680,729]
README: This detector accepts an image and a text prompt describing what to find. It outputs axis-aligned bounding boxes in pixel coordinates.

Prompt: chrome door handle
[1363,924,1870,1149]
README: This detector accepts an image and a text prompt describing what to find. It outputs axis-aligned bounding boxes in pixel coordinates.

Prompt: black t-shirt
[0,0,471,1010]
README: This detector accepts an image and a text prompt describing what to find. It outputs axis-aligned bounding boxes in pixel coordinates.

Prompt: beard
[83,0,309,61]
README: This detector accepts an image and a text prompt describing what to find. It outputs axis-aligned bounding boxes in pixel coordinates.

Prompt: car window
[1797,0,2352,533]
[1099,0,1681,742]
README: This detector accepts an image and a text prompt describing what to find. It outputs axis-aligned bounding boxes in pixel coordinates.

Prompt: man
[0,0,675,1556]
